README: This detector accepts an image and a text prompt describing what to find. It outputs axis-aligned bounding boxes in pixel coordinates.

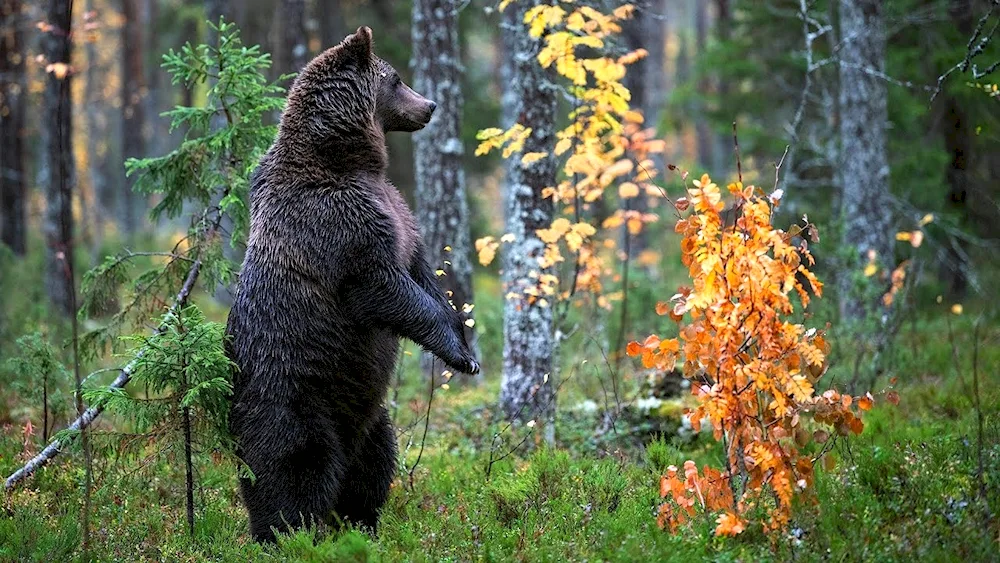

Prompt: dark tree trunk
[939,0,974,298]
[43,0,76,316]
[694,0,714,172]
[499,3,557,439]
[714,0,732,169]
[317,0,345,49]
[277,0,308,78]
[411,0,478,380]
[621,0,666,258]
[0,0,26,255]
[121,0,145,235]
[838,0,892,321]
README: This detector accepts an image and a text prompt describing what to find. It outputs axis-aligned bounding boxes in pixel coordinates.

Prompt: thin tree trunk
[940,0,974,299]
[714,0,732,169]
[44,0,90,552]
[85,0,112,253]
[43,0,75,316]
[694,0,714,172]
[838,0,892,321]
[0,0,26,255]
[181,348,195,536]
[411,0,478,382]
[121,0,145,235]
[499,3,557,441]
[621,0,666,258]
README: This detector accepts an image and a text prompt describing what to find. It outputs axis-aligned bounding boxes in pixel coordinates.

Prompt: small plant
[5,333,71,442]
[629,173,874,535]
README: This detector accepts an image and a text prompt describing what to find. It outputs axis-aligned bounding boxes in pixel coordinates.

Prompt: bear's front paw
[456,356,480,376]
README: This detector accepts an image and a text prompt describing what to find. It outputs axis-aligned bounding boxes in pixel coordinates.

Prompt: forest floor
[1,260,999,561]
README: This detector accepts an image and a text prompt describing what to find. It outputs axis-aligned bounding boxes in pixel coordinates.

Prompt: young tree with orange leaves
[629,173,875,535]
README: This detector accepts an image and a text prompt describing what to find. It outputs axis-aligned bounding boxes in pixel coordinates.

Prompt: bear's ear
[339,26,373,66]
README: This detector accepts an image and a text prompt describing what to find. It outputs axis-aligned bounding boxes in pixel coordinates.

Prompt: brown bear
[225,26,479,543]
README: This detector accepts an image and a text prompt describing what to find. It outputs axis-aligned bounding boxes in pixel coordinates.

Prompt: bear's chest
[375,183,418,267]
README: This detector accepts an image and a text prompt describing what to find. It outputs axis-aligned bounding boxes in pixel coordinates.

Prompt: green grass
[2,328,998,562]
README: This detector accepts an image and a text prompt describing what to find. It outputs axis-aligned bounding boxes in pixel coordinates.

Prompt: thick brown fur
[225,26,478,543]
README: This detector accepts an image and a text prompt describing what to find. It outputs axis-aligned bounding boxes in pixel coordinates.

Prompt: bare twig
[932,0,1000,101]
[407,359,436,489]
[970,318,991,524]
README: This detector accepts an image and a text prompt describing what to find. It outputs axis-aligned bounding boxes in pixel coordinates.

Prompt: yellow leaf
[627,218,643,235]
[863,263,878,277]
[618,182,640,198]
[951,303,963,315]
[554,138,573,156]
[551,217,572,234]
[623,110,644,124]
[919,213,935,226]
[45,62,69,79]
[895,231,912,242]
[521,152,548,165]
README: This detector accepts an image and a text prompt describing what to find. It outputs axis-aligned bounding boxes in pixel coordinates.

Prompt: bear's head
[279,26,436,161]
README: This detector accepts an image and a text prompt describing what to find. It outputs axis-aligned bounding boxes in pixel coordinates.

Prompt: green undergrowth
[2,334,998,562]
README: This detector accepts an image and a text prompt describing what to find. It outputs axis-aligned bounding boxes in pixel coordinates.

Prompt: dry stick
[971,319,991,523]
[407,358,436,490]
[4,257,204,490]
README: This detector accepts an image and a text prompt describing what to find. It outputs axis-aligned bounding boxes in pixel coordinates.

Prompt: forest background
[1,0,999,560]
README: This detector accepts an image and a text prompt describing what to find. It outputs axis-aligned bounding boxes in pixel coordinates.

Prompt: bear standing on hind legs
[225,26,479,543]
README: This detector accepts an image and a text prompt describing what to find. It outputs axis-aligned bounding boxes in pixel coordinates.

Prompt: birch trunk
[838,0,892,321]
[499,4,557,439]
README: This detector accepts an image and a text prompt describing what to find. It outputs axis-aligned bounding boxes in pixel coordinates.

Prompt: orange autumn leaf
[655,302,670,315]
[857,393,874,411]
[715,512,745,536]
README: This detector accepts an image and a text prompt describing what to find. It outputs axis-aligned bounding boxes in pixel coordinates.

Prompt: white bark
[838,0,893,320]
[499,4,557,437]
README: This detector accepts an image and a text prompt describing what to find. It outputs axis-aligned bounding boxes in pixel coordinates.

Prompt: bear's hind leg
[237,410,346,542]
[333,408,397,533]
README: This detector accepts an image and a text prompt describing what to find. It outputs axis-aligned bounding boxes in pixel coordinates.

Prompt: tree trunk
[838,0,892,321]
[411,0,478,381]
[277,0,308,78]
[499,3,557,438]
[121,0,145,235]
[317,0,345,49]
[621,0,666,258]
[694,0,714,173]
[714,0,732,170]
[0,0,26,255]
[43,0,76,317]
[939,0,974,299]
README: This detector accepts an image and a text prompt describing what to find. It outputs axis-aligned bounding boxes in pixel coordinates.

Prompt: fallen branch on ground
[4,252,205,491]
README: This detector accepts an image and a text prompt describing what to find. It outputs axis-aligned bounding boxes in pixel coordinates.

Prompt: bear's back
[227,160,405,431]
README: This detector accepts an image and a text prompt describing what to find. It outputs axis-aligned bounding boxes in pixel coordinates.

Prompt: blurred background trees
[1,0,999,427]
